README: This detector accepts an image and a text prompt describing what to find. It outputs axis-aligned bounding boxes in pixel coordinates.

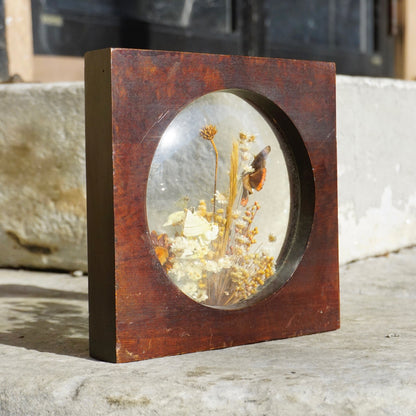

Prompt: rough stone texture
[337,76,416,263]
[1,77,416,271]
[0,247,415,415]
[0,82,86,271]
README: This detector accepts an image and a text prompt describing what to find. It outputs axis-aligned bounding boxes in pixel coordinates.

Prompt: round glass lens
[146,91,292,308]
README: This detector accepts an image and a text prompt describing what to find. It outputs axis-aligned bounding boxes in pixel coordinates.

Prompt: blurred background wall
[0,1,415,272]
[0,0,415,83]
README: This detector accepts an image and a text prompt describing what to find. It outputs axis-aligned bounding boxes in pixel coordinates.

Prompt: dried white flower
[163,210,186,227]
[218,256,233,269]
[214,190,228,205]
[203,223,219,241]
[179,280,207,302]
[183,211,211,238]
[242,165,255,174]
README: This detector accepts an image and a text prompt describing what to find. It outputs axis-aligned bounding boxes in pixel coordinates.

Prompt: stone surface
[0,247,415,415]
[1,77,416,272]
[0,82,86,271]
[337,76,416,263]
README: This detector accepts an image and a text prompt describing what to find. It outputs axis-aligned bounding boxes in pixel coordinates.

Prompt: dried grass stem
[200,125,219,216]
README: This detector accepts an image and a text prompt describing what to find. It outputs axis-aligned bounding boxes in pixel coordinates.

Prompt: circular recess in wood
[146,90,314,309]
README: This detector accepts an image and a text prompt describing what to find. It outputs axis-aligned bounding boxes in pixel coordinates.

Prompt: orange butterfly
[241,146,271,207]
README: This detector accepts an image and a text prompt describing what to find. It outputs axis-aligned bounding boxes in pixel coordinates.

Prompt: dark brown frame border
[85,48,339,363]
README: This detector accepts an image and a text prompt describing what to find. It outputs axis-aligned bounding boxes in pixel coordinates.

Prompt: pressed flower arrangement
[150,124,279,307]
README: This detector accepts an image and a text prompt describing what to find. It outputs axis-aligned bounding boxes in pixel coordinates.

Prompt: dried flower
[150,230,173,269]
[163,210,186,227]
[200,125,219,215]
[214,191,228,205]
[200,124,217,141]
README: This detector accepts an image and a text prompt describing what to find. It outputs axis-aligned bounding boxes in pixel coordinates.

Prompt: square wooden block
[85,48,339,363]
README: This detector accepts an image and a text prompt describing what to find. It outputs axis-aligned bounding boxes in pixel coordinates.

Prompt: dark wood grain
[85,48,338,363]
[85,49,116,362]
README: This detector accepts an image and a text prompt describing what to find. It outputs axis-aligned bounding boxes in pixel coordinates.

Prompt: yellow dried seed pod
[197,208,207,216]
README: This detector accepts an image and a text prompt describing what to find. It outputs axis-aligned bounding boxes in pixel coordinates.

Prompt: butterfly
[241,146,271,206]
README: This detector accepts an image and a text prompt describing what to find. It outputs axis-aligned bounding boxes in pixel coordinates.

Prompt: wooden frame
[1,0,33,81]
[85,48,338,363]
[396,0,416,80]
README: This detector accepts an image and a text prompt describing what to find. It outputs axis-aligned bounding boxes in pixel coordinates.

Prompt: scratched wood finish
[85,48,339,363]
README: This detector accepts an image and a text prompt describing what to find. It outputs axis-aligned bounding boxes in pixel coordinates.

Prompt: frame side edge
[85,48,117,362]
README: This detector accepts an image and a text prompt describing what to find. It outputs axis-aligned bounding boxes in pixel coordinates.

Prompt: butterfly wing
[251,146,271,171]
[241,187,249,207]
[249,167,267,191]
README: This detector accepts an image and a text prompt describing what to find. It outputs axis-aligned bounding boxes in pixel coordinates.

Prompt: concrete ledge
[0,82,86,272]
[337,76,416,263]
[0,77,416,271]
[1,247,415,415]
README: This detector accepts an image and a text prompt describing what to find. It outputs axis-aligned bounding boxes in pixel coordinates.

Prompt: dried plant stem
[223,291,240,306]
[211,139,218,216]
[219,140,239,258]
[200,125,219,216]
[212,141,240,304]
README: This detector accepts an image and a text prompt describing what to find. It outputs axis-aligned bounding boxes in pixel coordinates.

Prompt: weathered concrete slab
[337,76,416,263]
[0,77,416,271]
[0,247,415,415]
[0,82,86,272]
